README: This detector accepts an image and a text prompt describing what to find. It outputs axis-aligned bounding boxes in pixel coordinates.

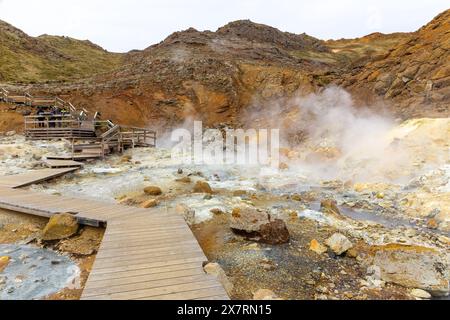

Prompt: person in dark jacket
[36,107,45,128]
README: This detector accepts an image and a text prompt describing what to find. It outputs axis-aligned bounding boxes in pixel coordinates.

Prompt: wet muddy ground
[0,209,104,300]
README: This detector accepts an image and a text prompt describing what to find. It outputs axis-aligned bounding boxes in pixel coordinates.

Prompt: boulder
[325,233,353,255]
[253,289,280,300]
[203,262,234,296]
[230,206,270,233]
[370,244,449,297]
[140,199,158,208]
[41,213,79,241]
[144,186,162,196]
[310,239,328,255]
[259,220,290,245]
[410,289,432,299]
[230,206,290,245]
[175,177,192,183]
[0,256,10,272]
[193,181,213,194]
[320,199,341,215]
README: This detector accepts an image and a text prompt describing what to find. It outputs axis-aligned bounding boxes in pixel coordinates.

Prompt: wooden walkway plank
[43,159,84,168]
[0,168,77,188]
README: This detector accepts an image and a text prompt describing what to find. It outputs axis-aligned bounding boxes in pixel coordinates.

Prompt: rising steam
[244,86,415,183]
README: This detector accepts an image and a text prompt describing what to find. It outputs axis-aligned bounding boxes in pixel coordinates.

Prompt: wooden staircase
[71,122,157,160]
[2,86,157,160]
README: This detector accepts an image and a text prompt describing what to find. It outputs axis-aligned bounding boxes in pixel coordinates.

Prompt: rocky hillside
[1,10,449,128]
[0,20,123,82]
[339,9,450,118]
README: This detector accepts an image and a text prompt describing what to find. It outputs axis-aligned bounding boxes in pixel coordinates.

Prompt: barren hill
[0,10,449,128]
[0,20,123,82]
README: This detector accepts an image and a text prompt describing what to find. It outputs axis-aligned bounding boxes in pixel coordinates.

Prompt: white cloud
[0,0,448,52]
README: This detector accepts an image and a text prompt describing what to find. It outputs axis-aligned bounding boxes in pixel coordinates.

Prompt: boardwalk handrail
[121,126,157,147]
[0,86,85,117]
[24,114,81,131]
[0,88,9,102]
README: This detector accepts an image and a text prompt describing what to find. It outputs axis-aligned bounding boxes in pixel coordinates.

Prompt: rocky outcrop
[369,244,449,297]
[341,10,450,119]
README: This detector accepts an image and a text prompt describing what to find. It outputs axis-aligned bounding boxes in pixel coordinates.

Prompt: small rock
[175,177,192,183]
[203,263,234,296]
[0,256,11,272]
[320,199,341,216]
[232,190,248,197]
[210,208,225,215]
[193,181,213,194]
[260,259,277,271]
[41,213,79,241]
[376,192,385,199]
[316,286,328,294]
[346,248,359,259]
[253,289,279,300]
[279,163,289,170]
[291,194,302,202]
[177,168,183,174]
[140,199,158,208]
[410,289,432,299]
[120,155,132,163]
[5,131,16,137]
[427,218,439,230]
[310,239,328,255]
[144,186,163,196]
[405,229,417,238]
[325,233,353,256]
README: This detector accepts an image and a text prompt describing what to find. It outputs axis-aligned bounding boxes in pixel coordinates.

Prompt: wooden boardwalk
[44,159,84,168]
[0,170,229,300]
[0,168,78,188]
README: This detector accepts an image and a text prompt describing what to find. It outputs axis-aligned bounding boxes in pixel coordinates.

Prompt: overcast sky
[0,0,448,52]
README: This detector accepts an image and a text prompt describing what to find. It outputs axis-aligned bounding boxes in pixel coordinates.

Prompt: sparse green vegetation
[0,21,124,83]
